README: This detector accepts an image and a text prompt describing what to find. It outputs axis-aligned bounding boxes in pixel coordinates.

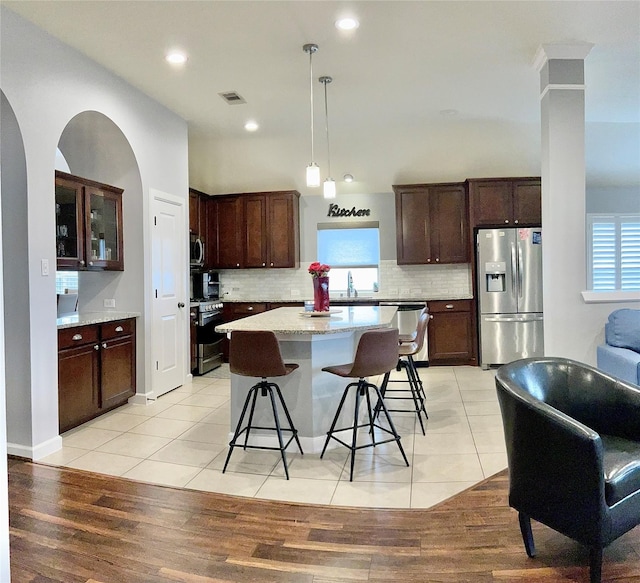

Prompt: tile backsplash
[219,261,472,301]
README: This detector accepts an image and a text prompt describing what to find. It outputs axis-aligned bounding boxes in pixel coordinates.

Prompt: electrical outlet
[40,259,49,276]
[104,298,116,308]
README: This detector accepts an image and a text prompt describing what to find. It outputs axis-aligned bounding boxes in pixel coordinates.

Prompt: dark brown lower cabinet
[427,300,476,365]
[58,318,136,433]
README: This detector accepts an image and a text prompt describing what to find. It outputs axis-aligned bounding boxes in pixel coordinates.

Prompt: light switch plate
[104,298,116,308]
[41,259,49,276]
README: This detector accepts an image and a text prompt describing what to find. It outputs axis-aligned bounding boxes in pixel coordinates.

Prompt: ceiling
[4,1,640,196]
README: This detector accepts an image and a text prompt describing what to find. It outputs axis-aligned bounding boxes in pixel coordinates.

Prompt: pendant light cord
[321,76,332,178]
[307,47,315,165]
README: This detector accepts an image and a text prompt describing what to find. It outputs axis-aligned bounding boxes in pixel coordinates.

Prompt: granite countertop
[57,311,140,329]
[221,295,472,303]
[215,305,398,335]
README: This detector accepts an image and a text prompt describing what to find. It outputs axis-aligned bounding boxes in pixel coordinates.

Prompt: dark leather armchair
[495,357,640,583]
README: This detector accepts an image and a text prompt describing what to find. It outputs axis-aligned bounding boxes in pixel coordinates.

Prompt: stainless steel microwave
[190,234,205,267]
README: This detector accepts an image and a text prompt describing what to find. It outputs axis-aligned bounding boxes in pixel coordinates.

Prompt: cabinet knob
[514,219,519,224]
[426,258,431,263]
[435,258,440,262]
[445,304,454,309]
[247,306,254,311]
[262,262,266,267]
[504,219,509,224]
[429,314,434,319]
[115,325,124,332]
[94,345,99,351]
[270,263,274,267]
[72,334,83,341]
[89,261,94,266]
[178,302,185,308]
[102,342,107,349]
[236,263,240,267]
[79,260,85,266]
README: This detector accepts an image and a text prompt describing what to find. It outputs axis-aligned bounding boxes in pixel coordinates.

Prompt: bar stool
[321,328,409,481]
[222,330,303,480]
[375,310,429,434]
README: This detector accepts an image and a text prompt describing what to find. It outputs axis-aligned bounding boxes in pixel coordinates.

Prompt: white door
[151,192,186,397]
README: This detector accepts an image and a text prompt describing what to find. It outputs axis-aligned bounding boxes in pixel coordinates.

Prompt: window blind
[588,215,640,291]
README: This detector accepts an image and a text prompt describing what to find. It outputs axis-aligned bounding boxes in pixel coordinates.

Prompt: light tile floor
[41,364,506,509]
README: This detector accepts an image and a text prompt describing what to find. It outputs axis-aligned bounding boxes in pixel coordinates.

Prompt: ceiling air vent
[218,91,246,105]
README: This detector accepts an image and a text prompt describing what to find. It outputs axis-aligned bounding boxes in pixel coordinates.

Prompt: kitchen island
[216,305,398,452]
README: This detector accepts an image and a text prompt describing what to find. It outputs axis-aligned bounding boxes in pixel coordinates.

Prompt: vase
[312,276,330,312]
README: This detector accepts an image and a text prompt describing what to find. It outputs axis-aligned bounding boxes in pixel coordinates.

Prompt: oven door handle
[198,313,221,326]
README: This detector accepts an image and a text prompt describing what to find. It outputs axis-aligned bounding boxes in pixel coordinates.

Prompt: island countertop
[215,305,398,335]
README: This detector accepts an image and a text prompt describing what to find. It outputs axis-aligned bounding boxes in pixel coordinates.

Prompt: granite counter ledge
[215,305,398,335]
[57,311,140,329]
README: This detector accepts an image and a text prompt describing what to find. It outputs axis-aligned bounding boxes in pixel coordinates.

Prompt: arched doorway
[0,89,28,582]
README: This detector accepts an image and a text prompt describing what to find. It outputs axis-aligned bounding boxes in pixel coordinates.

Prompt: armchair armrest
[597,344,640,387]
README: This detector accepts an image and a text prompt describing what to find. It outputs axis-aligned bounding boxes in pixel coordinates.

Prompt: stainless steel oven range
[191,300,224,375]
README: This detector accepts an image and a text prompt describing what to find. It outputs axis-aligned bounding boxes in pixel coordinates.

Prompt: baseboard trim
[8,435,63,461]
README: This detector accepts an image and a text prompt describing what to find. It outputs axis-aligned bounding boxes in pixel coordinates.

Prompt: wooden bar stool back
[223,330,303,480]
[320,328,409,481]
[375,310,429,434]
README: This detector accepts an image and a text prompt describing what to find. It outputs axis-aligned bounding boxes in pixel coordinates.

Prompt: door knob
[178,302,185,308]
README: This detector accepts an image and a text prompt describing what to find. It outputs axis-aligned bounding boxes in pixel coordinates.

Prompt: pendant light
[319,75,336,199]
[303,43,320,188]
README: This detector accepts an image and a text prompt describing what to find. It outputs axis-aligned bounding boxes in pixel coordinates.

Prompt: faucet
[347,271,358,298]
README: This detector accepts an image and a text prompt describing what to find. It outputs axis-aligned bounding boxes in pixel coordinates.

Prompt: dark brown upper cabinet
[394,182,469,265]
[189,187,208,237]
[467,177,541,227]
[55,171,124,271]
[205,190,300,269]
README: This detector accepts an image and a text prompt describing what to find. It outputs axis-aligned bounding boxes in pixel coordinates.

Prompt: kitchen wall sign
[327,203,371,218]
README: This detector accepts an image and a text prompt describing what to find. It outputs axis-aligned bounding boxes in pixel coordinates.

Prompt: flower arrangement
[308,262,331,278]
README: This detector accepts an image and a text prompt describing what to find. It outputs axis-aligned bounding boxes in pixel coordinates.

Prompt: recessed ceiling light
[165,51,188,65]
[335,17,359,31]
[244,120,259,132]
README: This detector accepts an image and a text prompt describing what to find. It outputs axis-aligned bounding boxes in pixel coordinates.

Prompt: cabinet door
[394,186,430,264]
[431,184,468,263]
[189,190,200,234]
[86,187,124,270]
[100,335,135,410]
[469,180,513,226]
[268,193,299,268]
[427,300,474,364]
[513,180,541,225]
[244,195,268,267]
[55,176,85,270]
[58,342,100,433]
[214,196,244,268]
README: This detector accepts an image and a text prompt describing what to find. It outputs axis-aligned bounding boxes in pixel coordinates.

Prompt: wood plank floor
[7,457,640,583]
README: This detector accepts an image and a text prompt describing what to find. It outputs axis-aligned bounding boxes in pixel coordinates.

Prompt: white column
[534,43,595,360]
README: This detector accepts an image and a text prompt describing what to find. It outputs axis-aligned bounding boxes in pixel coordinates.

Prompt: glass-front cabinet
[55,171,124,271]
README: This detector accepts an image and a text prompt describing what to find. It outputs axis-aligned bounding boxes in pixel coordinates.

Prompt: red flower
[308,262,331,277]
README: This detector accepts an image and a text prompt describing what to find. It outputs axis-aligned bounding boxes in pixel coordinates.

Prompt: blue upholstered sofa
[597,309,640,386]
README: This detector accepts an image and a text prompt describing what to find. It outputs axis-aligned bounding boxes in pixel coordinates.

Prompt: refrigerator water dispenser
[485,262,506,292]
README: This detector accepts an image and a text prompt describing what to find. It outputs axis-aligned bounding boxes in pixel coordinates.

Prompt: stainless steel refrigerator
[477,227,544,369]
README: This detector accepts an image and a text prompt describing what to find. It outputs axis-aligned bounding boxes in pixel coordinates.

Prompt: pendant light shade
[306,163,320,188]
[303,43,320,187]
[323,178,336,199]
[319,75,335,199]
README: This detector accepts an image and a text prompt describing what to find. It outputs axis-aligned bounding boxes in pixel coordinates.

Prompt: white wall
[0,6,189,458]
[586,186,640,214]
[0,92,16,583]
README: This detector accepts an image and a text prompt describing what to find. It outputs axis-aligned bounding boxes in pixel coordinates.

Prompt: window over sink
[317,222,380,294]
